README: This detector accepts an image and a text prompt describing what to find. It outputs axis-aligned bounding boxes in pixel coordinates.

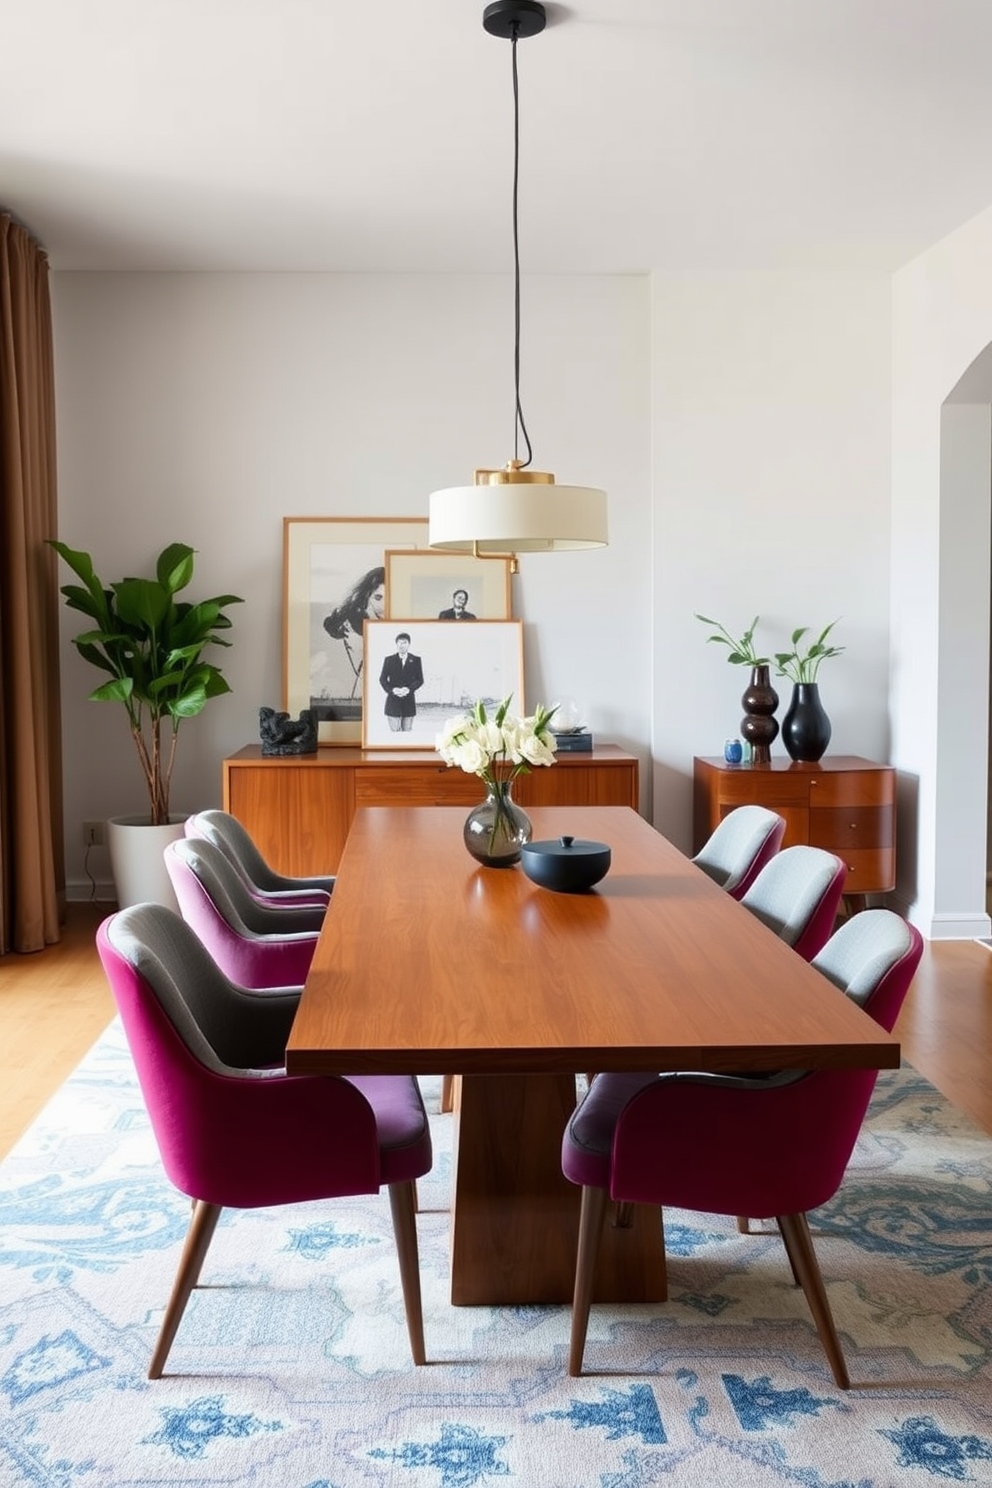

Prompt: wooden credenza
[692,754,896,902]
[223,744,640,877]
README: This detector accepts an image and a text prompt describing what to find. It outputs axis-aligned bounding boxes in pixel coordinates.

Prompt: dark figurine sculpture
[259,706,318,756]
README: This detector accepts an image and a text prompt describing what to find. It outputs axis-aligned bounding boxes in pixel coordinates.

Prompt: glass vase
[463,779,533,867]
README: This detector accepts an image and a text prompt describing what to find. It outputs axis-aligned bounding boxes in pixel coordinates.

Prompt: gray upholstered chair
[692,805,787,900]
[97,903,431,1376]
[739,844,848,962]
[185,808,334,907]
[562,908,923,1386]
[164,836,323,988]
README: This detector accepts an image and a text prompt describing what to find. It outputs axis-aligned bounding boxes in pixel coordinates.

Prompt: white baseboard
[928,911,992,940]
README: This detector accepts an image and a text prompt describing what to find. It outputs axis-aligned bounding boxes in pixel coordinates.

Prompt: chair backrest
[739,844,848,960]
[185,809,332,905]
[811,908,925,1032]
[164,837,320,988]
[692,806,787,899]
[605,908,924,1217]
[96,905,382,1208]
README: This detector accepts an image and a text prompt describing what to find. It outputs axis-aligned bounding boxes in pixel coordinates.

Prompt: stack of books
[551,729,593,753]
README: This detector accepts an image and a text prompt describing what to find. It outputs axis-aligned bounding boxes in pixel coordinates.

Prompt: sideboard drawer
[714,775,811,811]
[808,771,895,808]
[354,766,480,806]
[809,806,895,855]
[836,847,896,894]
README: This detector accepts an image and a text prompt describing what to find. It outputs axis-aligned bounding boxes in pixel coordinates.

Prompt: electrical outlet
[82,819,105,847]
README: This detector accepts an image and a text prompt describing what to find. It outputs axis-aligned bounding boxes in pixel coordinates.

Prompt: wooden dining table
[286,805,899,1306]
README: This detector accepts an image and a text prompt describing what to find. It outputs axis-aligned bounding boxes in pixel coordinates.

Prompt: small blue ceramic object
[724,738,743,764]
[520,834,611,894]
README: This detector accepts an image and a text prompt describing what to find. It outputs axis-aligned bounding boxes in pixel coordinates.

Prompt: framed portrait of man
[361,620,525,750]
[384,550,512,623]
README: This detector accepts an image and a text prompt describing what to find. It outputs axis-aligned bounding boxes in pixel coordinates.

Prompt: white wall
[648,272,894,849]
[892,207,992,937]
[51,272,653,896]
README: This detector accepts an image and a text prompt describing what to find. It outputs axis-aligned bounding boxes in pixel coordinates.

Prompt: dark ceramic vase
[781,683,831,762]
[739,664,779,765]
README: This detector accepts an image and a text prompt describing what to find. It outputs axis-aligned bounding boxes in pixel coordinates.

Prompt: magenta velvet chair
[96,904,432,1377]
[164,836,321,988]
[738,844,849,961]
[184,809,334,909]
[562,909,924,1386]
[692,805,787,900]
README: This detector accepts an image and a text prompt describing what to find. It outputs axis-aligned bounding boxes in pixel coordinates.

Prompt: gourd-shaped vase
[740,664,779,765]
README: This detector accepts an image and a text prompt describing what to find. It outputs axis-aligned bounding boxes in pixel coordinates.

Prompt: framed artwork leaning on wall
[283,517,429,745]
[384,549,512,623]
[361,619,525,750]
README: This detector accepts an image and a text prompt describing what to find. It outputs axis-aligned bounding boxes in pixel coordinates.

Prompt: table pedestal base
[449,1072,667,1306]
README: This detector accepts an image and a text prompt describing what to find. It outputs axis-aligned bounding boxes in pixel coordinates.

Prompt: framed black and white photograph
[384,549,512,623]
[283,517,429,745]
[361,619,525,750]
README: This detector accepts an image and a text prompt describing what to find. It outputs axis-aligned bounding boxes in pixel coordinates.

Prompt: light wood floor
[2,904,991,1160]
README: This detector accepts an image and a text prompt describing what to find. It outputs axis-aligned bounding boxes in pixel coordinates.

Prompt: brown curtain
[0,212,64,953]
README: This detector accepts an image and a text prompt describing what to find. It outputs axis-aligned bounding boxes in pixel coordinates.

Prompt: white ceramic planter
[107,814,187,911]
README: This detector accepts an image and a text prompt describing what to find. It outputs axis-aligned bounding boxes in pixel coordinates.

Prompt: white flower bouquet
[436,695,558,863]
[436,695,558,787]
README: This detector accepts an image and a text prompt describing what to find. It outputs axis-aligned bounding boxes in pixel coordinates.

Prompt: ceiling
[5,0,992,275]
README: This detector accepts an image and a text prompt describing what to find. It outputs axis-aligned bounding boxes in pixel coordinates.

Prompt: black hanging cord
[510,26,533,469]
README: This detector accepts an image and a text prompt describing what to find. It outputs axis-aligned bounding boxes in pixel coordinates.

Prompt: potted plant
[694,613,779,764]
[50,539,243,906]
[773,621,844,762]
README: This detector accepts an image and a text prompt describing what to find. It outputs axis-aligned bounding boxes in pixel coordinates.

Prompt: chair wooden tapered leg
[568,1185,609,1377]
[388,1181,427,1366]
[148,1200,223,1379]
[773,1215,803,1287]
[777,1212,850,1390]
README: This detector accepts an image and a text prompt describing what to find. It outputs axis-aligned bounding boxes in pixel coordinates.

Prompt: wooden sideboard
[692,754,896,903]
[223,744,640,877]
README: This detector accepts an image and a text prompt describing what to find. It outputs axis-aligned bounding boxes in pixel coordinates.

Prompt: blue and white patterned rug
[2,1022,992,1488]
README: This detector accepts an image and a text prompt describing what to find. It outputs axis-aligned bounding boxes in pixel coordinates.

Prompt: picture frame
[361,619,525,750]
[283,517,430,745]
[384,549,512,623]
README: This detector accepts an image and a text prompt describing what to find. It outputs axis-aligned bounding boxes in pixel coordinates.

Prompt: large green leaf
[156,543,196,594]
[113,577,172,631]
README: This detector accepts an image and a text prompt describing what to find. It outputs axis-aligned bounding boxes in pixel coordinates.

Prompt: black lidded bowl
[520,834,611,894]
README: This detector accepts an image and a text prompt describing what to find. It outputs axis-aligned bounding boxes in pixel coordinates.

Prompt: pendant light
[428,0,608,571]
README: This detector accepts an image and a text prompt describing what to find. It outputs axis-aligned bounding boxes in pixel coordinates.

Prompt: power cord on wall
[81,842,99,901]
